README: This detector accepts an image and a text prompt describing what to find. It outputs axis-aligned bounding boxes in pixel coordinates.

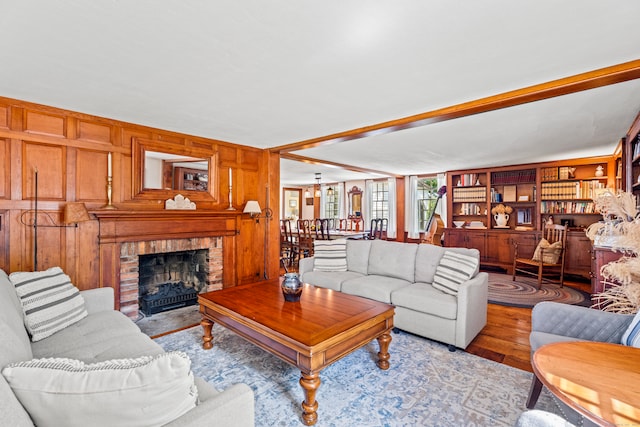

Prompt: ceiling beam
[273,59,640,154]
[281,152,396,177]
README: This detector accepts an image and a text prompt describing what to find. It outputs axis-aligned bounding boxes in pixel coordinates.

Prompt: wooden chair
[280,219,297,270]
[314,218,331,240]
[296,219,314,259]
[367,218,388,240]
[512,224,567,289]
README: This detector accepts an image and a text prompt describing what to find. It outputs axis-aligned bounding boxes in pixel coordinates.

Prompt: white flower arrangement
[491,204,512,215]
[586,190,640,313]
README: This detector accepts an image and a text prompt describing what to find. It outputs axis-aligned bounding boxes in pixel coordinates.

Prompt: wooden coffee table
[198,281,394,426]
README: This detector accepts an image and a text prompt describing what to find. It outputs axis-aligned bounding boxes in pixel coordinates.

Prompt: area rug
[155,324,565,426]
[488,272,590,308]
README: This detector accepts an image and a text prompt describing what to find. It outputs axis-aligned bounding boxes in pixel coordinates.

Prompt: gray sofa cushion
[392,283,458,320]
[341,275,411,303]
[414,245,480,284]
[346,239,372,274]
[302,270,364,291]
[0,270,33,368]
[367,240,418,282]
[31,310,150,359]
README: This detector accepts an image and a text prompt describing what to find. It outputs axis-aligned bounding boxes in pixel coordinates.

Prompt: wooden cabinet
[446,228,538,273]
[565,232,592,279]
[590,246,624,295]
[445,229,486,261]
[484,232,512,265]
[446,156,616,277]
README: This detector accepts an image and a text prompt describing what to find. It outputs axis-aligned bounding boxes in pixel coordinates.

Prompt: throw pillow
[532,239,563,264]
[313,239,348,272]
[9,267,88,342]
[432,250,479,295]
[622,311,640,348]
[1,351,198,427]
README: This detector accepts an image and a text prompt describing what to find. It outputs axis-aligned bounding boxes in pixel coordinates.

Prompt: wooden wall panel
[0,96,275,293]
[240,149,260,171]
[0,105,8,129]
[77,120,112,144]
[219,145,238,166]
[22,142,65,200]
[0,139,9,199]
[76,149,109,202]
[24,110,66,137]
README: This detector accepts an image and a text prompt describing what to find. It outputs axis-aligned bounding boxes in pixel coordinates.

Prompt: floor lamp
[22,169,91,271]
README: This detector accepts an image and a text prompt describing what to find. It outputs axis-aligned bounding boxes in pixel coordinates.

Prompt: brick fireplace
[93,210,238,319]
[119,237,223,318]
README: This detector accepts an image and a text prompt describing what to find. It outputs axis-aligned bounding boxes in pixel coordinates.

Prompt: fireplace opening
[138,249,209,316]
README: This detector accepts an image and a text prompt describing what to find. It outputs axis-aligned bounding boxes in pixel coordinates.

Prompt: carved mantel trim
[92,210,240,243]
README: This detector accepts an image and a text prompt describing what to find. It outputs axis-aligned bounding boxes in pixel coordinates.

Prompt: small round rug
[488,272,590,308]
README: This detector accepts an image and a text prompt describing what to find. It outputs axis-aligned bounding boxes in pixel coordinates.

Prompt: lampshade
[63,202,91,225]
[326,187,334,197]
[243,200,262,216]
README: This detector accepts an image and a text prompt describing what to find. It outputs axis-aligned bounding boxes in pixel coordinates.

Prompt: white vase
[494,213,509,227]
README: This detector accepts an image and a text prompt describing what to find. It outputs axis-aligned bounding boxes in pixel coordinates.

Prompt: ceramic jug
[494,213,509,227]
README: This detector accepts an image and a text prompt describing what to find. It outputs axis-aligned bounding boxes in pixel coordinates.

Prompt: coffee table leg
[201,318,214,350]
[299,372,321,426]
[376,332,392,370]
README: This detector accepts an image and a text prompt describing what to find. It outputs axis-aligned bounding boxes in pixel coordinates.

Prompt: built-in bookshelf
[446,156,615,231]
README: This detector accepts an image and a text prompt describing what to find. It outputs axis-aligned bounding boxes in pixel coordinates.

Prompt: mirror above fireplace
[132,137,219,203]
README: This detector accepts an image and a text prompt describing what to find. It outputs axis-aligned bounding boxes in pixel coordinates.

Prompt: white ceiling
[2,1,639,186]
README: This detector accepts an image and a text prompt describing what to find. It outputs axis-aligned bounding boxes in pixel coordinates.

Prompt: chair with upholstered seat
[512,224,567,289]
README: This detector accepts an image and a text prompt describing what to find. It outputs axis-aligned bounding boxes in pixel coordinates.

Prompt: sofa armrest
[164,383,254,427]
[299,257,314,277]
[79,288,115,314]
[454,272,488,349]
[530,301,633,347]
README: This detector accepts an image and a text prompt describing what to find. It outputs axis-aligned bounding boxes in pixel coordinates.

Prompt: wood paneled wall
[0,96,280,289]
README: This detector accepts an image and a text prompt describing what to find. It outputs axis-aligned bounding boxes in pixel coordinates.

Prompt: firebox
[138,249,209,316]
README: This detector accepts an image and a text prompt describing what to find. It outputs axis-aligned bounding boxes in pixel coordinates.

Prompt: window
[370,181,389,219]
[323,186,339,219]
[417,177,439,231]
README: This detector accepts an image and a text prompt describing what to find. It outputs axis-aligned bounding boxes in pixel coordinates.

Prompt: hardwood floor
[466,275,592,373]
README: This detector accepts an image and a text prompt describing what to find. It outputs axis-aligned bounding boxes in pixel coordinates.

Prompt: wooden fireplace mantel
[92,209,240,243]
[93,209,241,309]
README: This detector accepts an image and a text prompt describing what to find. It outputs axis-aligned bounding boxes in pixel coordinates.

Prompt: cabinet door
[485,232,512,265]
[511,232,538,260]
[565,232,592,279]
[466,231,487,260]
[444,229,466,247]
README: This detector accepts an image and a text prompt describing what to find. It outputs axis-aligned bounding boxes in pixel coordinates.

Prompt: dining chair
[367,218,388,240]
[314,218,331,240]
[296,219,314,259]
[280,219,297,270]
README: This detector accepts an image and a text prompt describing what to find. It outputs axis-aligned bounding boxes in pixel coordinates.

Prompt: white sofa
[0,268,254,427]
[299,239,488,350]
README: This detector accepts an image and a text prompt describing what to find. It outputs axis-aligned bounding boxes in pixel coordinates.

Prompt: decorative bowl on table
[453,221,465,228]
